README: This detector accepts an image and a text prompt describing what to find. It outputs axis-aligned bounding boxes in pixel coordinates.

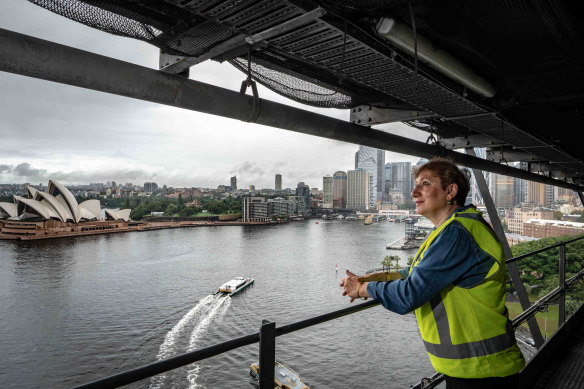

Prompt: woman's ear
[448,183,459,198]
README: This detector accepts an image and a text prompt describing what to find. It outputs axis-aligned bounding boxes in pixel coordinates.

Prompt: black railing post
[559,244,566,325]
[259,319,275,389]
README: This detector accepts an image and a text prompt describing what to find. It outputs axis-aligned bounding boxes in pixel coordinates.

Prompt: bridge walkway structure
[3,17,584,388]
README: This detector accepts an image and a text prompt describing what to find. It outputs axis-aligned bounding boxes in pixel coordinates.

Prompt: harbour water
[0,219,434,388]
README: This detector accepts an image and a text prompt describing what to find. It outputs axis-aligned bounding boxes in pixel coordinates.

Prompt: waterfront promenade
[0,218,273,241]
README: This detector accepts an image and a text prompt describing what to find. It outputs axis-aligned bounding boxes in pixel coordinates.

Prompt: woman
[341,158,525,388]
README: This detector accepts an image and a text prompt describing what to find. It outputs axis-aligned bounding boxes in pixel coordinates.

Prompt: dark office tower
[144,182,158,193]
[489,173,514,209]
[333,171,347,208]
[355,146,385,208]
[384,163,392,202]
[295,182,310,210]
[391,162,412,199]
[230,175,237,190]
[514,176,527,206]
[275,174,282,192]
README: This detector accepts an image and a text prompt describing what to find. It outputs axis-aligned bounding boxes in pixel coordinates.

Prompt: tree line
[74,195,241,220]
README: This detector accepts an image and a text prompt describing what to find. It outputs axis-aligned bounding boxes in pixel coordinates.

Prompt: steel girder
[1,27,584,193]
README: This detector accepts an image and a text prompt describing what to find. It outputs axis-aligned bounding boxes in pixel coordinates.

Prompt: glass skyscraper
[355,146,385,208]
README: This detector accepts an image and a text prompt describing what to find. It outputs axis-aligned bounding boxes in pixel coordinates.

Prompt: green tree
[164,203,178,216]
[382,255,400,271]
[381,256,393,271]
[553,210,563,220]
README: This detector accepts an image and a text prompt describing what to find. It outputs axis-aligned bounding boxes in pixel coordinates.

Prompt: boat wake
[186,295,231,388]
[150,293,231,389]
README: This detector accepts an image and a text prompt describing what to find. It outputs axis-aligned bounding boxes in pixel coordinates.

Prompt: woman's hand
[340,270,368,303]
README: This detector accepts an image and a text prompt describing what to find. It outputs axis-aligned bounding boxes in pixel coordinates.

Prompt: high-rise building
[527,180,553,207]
[347,169,369,210]
[275,174,282,192]
[391,162,412,200]
[322,175,333,209]
[230,175,237,190]
[355,146,385,208]
[295,182,310,210]
[514,177,528,206]
[489,173,514,209]
[384,163,392,202]
[144,182,158,193]
[333,171,347,208]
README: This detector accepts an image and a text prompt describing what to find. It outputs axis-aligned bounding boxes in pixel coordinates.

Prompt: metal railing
[73,235,584,389]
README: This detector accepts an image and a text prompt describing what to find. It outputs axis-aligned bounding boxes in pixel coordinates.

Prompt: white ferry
[217,276,254,296]
[250,360,309,389]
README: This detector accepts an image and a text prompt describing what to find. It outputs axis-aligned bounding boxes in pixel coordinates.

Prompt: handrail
[72,300,380,389]
[72,236,584,389]
[511,267,584,328]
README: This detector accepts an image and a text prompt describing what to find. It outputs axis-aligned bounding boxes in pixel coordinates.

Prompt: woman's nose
[411,184,420,198]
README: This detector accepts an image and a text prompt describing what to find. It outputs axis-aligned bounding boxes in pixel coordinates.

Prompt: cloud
[13,163,47,177]
[0,165,11,174]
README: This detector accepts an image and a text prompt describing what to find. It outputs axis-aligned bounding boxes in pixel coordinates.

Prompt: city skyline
[0,2,424,190]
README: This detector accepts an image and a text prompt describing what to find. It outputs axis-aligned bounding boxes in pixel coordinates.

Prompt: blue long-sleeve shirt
[367,207,498,314]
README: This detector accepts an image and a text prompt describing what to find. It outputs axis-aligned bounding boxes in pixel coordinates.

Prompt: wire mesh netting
[28,0,365,108]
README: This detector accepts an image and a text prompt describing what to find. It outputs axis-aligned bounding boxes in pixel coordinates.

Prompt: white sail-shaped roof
[35,191,68,222]
[38,199,61,220]
[26,185,39,199]
[0,202,18,218]
[117,209,131,221]
[14,197,51,220]
[48,180,80,222]
[79,200,100,221]
[105,209,131,221]
[54,194,74,222]
[6,180,130,224]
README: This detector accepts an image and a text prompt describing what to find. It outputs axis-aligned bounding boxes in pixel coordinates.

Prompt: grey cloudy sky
[0,1,424,189]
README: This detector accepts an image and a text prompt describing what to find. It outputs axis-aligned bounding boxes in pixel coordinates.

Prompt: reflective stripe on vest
[410,206,525,377]
[425,293,516,359]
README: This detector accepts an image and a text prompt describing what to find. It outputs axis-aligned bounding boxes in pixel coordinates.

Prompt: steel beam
[465,147,545,348]
[1,28,584,191]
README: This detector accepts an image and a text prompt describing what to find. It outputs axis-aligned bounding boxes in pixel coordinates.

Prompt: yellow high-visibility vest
[410,207,525,378]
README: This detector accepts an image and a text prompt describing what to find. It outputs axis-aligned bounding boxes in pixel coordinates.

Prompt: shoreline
[0,219,275,241]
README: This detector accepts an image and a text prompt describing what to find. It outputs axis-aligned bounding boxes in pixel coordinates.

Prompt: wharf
[0,219,272,241]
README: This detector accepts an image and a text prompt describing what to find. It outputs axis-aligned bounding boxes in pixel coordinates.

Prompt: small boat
[217,276,254,296]
[250,360,309,389]
[364,216,373,225]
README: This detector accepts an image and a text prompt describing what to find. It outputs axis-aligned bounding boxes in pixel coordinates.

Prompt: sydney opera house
[0,180,134,240]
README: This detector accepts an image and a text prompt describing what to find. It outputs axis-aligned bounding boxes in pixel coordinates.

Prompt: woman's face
[411,170,450,223]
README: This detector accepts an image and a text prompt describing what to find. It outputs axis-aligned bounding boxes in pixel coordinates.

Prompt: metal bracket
[486,149,544,163]
[350,105,436,126]
[437,134,504,149]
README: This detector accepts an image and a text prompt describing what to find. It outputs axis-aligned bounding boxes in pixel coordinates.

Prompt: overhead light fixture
[376,17,496,98]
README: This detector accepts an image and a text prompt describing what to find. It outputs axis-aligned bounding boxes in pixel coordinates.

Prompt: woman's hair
[413,158,471,206]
